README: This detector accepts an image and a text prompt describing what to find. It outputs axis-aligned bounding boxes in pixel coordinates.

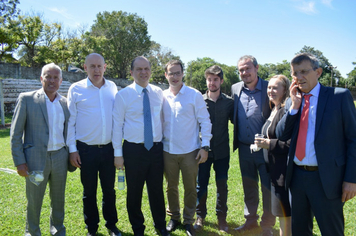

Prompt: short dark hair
[237,55,258,68]
[131,56,151,70]
[204,65,224,80]
[291,53,319,70]
[165,60,184,72]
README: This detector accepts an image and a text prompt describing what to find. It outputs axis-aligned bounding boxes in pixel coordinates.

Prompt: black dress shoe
[108,227,122,236]
[234,222,258,232]
[184,224,196,236]
[155,227,171,236]
[166,219,181,232]
[87,232,96,236]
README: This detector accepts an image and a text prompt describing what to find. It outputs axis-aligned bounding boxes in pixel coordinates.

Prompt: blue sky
[18,0,356,78]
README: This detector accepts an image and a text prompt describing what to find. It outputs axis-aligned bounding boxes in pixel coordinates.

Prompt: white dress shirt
[290,82,320,166]
[67,78,117,153]
[113,82,164,157]
[162,84,212,154]
[43,89,66,151]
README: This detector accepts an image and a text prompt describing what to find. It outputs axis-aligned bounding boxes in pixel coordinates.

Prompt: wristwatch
[201,146,209,152]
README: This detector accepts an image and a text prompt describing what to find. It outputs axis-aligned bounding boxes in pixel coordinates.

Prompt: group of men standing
[10,52,356,236]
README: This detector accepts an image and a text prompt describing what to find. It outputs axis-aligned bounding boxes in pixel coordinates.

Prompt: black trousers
[123,140,166,234]
[77,141,118,233]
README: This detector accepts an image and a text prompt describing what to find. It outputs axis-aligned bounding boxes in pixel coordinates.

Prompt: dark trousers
[123,140,166,235]
[77,141,118,233]
[196,156,229,220]
[290,166,344,236]
[238,143,275,230]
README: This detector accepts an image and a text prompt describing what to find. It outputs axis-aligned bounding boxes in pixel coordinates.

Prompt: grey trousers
[25,147,68,236]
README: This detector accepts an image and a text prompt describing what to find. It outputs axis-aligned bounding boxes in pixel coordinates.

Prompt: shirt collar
[203,91,223,101]
[134,82,151,94]
[86,77,108,88]
[40,88,61,102]
[305,82,320,98]
[243,77,262,91]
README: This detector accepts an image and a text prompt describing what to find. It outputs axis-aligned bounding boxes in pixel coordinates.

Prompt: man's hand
[290,80,302,110]
[196,149,208,164]
[114,156,124,170]
[16,163,29,177]
[70,152,81,168]
[255,137,270,149]
[342,181,356,202]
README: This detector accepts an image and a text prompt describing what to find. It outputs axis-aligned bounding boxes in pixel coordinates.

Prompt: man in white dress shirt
[67,53,120,236]
[162,60,212,236]
[10,63,70,236]
[112,56,169,236]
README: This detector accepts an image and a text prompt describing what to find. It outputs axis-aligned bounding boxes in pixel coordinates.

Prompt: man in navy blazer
[278,53,356,236]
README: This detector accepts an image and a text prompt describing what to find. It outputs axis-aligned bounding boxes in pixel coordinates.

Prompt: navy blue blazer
[277,85,356,199]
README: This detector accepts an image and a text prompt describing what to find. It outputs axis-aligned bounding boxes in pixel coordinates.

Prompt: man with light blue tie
[112,56,169,236]
[278,53,356,236]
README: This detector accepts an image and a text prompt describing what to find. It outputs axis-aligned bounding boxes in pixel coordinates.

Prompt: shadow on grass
[0,128,10,138]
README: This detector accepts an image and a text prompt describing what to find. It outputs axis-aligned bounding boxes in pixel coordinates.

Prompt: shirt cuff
[114,149,123,157]
[69,145,78,153]
[289,108,298,115]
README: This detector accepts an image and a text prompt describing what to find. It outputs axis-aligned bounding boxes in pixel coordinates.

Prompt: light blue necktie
[143,88,153,150]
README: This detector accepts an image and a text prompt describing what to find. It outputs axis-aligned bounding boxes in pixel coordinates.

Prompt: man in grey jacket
[10,63,70,236]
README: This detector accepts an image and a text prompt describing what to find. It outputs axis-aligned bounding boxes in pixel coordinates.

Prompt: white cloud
[48,7,75,20]
[321,0,333,8]
[294,1,317,15]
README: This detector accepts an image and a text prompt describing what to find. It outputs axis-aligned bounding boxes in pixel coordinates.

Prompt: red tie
[295,94,312,161]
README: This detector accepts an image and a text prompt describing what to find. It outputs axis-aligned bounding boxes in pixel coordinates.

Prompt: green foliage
[145,41,180,84]
[258,60,291,81]
[297,45,343,87]
[185,57,239,94]
[345,62,356,87]
[0,0,20,62]
[89,11,151,79]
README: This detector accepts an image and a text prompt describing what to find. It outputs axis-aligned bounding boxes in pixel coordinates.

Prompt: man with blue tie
[112,56,169,236]
[278,53,356,235]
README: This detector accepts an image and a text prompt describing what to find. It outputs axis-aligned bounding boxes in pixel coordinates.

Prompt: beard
[209,86,220,93]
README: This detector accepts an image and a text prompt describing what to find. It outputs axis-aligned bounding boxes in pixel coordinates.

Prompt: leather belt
[294,163,318,171]
[77,140,111,149]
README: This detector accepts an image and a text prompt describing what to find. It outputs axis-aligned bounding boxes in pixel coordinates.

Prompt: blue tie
[143,88,153,150]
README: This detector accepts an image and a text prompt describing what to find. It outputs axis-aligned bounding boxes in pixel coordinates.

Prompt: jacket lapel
[315,85,329,137]
[37,90,49,128]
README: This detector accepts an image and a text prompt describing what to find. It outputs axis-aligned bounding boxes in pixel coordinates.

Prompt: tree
[297,45,342,87]
[88,11,151,79]
[345,62,356,87]
[0,0,20,62]
[145,41,180,83]
[185,57,239,94]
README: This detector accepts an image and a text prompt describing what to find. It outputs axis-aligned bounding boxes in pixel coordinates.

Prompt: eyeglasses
[167,71,181,77]
[291,68,315,77]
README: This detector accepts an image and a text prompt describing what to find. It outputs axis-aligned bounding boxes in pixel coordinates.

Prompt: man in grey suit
[10,63,70,236]
[231,55,275,236]
[278,53,356,236]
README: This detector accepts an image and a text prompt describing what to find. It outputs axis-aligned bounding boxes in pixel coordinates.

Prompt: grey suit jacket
[231,78,271,151]
[278,85,356,199]
[10,89,70,172]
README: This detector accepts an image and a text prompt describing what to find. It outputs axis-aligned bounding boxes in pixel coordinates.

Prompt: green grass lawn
[1,124,356,236]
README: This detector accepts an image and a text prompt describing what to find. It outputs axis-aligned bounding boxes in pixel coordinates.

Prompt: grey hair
[237,55,258,68]
[291,53,319,70]
[41,63,62,79]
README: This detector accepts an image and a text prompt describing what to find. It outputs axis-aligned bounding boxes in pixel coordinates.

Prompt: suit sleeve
[10,93,27,166]
[341,90,356,183]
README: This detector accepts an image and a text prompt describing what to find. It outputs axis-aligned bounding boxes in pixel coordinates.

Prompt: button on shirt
[67,78,117,153]
[113,82,164,157]
[43,89,66,151]
[203,92,233,160]
[290,82,320,166]
[162,84,212,154]
[237,78,265,144]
